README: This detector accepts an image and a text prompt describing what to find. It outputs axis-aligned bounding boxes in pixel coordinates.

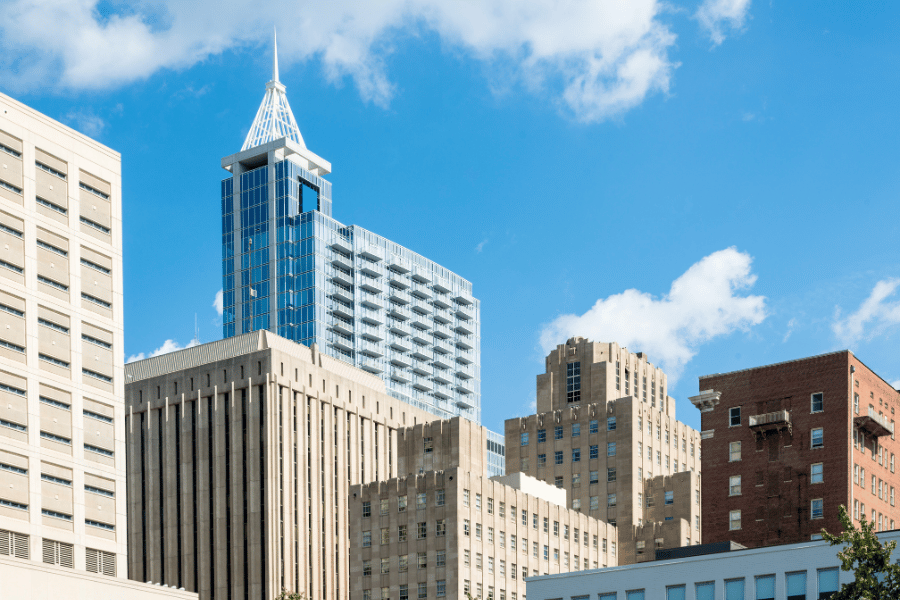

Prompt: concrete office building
[220,38,482,424]
[692,350,900,550]
[124,330,438,600]
[0,92,196,600]
[349,418,617,600]
[506,338,702,564]
[525,531,896,600]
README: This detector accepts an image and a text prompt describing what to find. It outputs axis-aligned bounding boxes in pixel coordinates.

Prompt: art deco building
[505,337,702,565]
[0,91,195,600]
[124,330,438,600]
[692,350,900,549]
[220,37,481,424]
[349,418,617,600]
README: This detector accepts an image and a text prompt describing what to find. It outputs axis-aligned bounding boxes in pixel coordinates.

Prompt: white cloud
[696,0,752,46]
[0,0,679,122]
[127,338,200,363]
[475,239,488,253]
[832,278,900,347]
[63,109,106,138]
[539,247,767,382]
[783,318,796,343]
[213,289,224,316]
[891,379,900,390]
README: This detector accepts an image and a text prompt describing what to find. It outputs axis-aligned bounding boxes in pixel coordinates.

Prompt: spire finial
[273,27,280,83]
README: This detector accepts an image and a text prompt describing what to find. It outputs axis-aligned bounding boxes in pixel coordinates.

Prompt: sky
[3,1,900,435]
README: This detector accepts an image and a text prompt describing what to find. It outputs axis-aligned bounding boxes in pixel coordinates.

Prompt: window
[572,498,581,509]
[755,575,775,600]
[590,470,599,484]
[590,496,599,510]
[476,524,482,539]
[729,441,741,461]
[725,579,745,600]
[363,560,372,577]
[811,499,824,520]
[807,462,823,484]
[520,432,529,446]
[437,581,446,597]
[729,407,741,427]
[729,475,741,496]
[487,498,494,514]
[817,568,838,599]
[554,476,563,488]
[418,522,427,539]
[666,585,686,600]
[418,583,427,600]
[399,525,408,542]
[729,510,741,530]
[424,437,434,453]
[590,445,599,459]
[362,501,371,517]
[607,494,616,507]
[590,420,599,434]
[381,528,390,544]
[378,498,388,515]
[555,451,564,465]
[607,417,616,431]
[538,454,546,467]
[572,448,581,462]
[607,442,616,457]
[463,520,470,536]
[543,545,549,560]
[537,429,547,443]
[476,553,483,570]
[664,490,674,505]
[626,591,645,600]
[400,555,409,572]
[400,585,409,600]
[418,552,427,569]
[566,361,581,403]
[381,558,390,574]
[543,517,549,533]
[811,392,824,413]
[399,495,407,512]
[436,489,445,506]
[488,527,494,544]
[362,531,371,547]
[475,493,482,511]
[555,426,563,440]
[811,428,824,449]
[854,393,860,414]
[463,489,470,507]
[607,467,616,482]
[572,423,580,437]
[695,582,715,600]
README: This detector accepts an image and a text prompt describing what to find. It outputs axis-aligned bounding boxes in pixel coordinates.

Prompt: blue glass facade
[222,149,481,423]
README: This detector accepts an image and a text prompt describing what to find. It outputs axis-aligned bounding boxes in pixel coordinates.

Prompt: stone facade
[506,337,702,565]
[124,331,436,600]
[349,417,616,600]
[0,91,126,578]
[694,350,900,549]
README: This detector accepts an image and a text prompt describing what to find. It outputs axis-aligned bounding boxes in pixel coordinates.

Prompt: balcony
[454,292,474,306]
[328,332,353,353]
[388,319,411,337]
[411,346,431,361]
[455,304,473,320]
[387,256,410,273]
[358,339,385,358]
[456,379,474,394]
[456,335,474,350]
[410,298,431,315]
[387,304,410,321]
[411,267,432,284]
[357,259,384,278]
[432,322,452,339]
[411,282,433,300]
[358,322,384,341]
[432,295,452,309]
[433,306,452,324]
[748,410,792,434]
[330,316,354,336]
[358,245,385,262]
[456,398,475,409]
[390,367,411,383]
[411,314,431,331]
[432,278,452,294]
[413,376,433,392]
[855,407,894,438]
[331,303,354,320]
[330,284,353,305]
[388,272,410,289]
[456,363,474,379]
[389,336,412,353]
[411,327,431,345]
[411,361,431,376]
[389,287,410,305]
[358,355,384,374]
[433,354,453,370]
[433,337,453,354]
[456,349,473,364]
[433,383,452,400]
[390,353,412,368]
[331,238,352,254]
[330,251,353,271]
[433,369,453,384]
[360,292,383,310]
[358,277,381,294]
[455,320,474,335]
[326,265,353,288]
[358,306,383,325]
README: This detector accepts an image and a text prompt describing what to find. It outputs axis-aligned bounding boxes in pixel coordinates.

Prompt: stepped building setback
[692,350,900,549]
[349,417,617,600]
[506,337,702,565]
[220,35,482,425]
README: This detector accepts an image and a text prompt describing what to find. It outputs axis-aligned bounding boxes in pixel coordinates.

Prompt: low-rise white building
[525,531,900,600]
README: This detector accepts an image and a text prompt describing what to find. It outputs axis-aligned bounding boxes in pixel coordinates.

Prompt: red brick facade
[696,351,900,549]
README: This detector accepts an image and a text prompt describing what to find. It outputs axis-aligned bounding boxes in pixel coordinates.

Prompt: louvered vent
[42,539,73,567]
[86,548,115,576]
[1,529,29,558]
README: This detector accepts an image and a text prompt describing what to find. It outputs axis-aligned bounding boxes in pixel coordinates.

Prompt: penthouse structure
[692,350,900,549]
[220,36,481,424]
[506,338,702,564]
[123,331,436,600]
[349,418,617,600]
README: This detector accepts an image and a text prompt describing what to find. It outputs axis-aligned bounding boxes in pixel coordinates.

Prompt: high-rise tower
[221,35,481,423]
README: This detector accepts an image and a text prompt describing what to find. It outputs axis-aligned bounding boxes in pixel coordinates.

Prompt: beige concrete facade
[506,337,702,565]
[0,92,126,578]
[124,330,437,600]
[349,417,617,600]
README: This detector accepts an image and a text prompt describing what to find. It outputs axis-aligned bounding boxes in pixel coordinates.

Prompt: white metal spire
[241,28,306,151]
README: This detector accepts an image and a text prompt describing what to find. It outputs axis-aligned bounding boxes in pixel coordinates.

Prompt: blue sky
[4,1,900,434]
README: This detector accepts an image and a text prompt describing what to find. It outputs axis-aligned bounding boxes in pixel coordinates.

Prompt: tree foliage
[821,505,900,599]
[276,590,307,600]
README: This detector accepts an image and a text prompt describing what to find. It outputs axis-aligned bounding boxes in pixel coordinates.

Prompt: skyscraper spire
[241,28,305,151]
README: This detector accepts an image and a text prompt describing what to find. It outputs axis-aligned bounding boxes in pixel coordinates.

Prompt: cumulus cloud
[539,247,767,381]
[696,0,752,46]
[0,0,679,122]
[475,239,488,253]
[832,278,900,347]
[213,289,224,316]
[127,338,200,363]
[63,109,106,138]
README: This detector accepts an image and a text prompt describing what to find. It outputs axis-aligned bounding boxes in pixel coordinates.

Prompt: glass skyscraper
[220,47,481,422]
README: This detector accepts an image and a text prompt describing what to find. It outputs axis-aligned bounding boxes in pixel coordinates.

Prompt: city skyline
[3,2,900,435]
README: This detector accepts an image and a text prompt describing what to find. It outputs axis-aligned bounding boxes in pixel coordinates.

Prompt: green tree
[821,505,900,599]
[275,590,306,600]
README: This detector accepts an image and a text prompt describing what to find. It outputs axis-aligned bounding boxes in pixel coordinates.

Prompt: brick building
[691,350,899,550]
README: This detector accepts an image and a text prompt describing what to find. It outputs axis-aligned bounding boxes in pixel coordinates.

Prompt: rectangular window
[567,361,581,403]
[811,392,824,413]
[725,579,745,600]
[538,453,546,467]
[729,510,741,531]
[400,555,408,572]
[590,496,599,510]
[475,493,482,511]
[555,451,564,465]
[381,498,389,515]
[729,441,741,461]
[607,417,616,431]
[590,420,598,434]
[665,490,674,505]
[572,423,580,437]
[537,429,546,443]
[811,463,824,484]
[729,475,741,496]
[381,528,390,544]
[666,585,686,600]
[729,407,741,427]
[626,591,645,600]
[520,432,528,446]
[590,445,599,459]
[572,448,581,462]
[417,492,427,509]
[399,495,407,512]
[811,499,824,520]
[695,583,715,600]
[607,442,616,457]
[399,525,408,542]
[590,470,599,484]
[436,489,445,506]
[755,575,775,600]
[424,437,433,453]
[607,467,616,482]
[362,531,371,547]
[417,522,427,539]
[362,501,371,517]
[607,494,616,507]
[785,572,806,600]
[555,425,563,440]
[811,428,824,449]
[817,568,838,599]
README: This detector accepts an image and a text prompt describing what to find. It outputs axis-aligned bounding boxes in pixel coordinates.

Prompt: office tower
[349,417,617,600]
[220,39,481,423]
[124,331,438,600]
[691,350,899,549]
[505,337,702,564]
